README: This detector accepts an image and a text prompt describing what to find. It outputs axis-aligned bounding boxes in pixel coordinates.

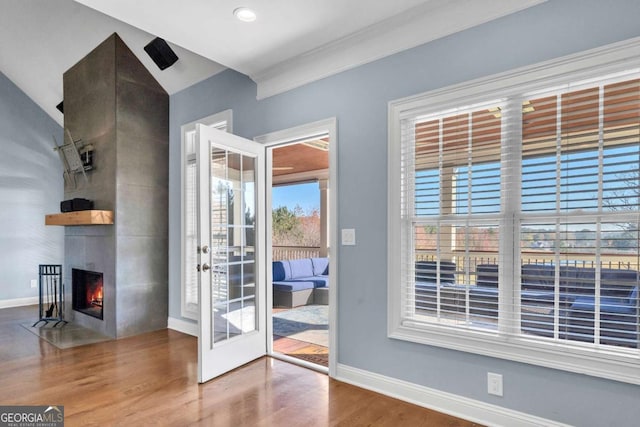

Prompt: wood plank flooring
[0,305,479,426]
[272,307,329,367]
[273,335,329,367]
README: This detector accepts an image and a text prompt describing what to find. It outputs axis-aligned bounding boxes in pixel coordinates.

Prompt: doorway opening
[258,119,336,373]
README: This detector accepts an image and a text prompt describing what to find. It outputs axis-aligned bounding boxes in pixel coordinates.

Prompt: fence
[416,250,639,273]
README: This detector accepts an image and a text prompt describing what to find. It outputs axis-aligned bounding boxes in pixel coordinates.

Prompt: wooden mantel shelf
[45,210,114,226]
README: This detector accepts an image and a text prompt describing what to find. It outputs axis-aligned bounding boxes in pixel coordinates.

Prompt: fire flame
[87,283,103,307]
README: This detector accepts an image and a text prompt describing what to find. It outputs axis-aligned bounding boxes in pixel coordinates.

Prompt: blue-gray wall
[169,1,640,425]
[0,72,63,302]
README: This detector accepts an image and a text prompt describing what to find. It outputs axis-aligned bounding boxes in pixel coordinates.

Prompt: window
[181,110,232,320]
[388,40,640,384]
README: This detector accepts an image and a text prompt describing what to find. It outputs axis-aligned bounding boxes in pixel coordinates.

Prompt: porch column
[319,179,329,257]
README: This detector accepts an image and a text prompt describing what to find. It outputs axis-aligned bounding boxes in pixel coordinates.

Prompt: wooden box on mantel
[45,210,114,226]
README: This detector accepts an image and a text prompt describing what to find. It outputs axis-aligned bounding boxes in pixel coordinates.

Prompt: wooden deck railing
[416,250,639,272]
[273,246,321,261]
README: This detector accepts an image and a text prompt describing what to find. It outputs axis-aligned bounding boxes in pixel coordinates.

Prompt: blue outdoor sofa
[272,257,329,308]
[415,261,640,348]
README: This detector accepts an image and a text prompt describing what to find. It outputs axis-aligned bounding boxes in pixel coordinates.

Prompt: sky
[272,182,319,214]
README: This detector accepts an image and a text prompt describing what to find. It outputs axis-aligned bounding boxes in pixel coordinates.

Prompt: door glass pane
[210,146,258,344]
[243,263,255,297]
[244,156,256,262]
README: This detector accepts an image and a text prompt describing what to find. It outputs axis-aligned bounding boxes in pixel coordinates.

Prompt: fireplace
[72,268,104,320]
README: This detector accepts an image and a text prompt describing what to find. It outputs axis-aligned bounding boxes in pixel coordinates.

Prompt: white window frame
[388,37,640,385]
[181,110,233,320]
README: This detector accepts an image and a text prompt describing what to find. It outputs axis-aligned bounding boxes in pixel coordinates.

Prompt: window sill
[389,320,640,385]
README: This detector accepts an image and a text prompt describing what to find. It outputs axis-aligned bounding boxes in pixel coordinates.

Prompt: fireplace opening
[72,268,104,320]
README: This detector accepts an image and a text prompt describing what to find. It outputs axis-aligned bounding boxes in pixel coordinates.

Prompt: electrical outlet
[30,279,37,289]
[487,372,503,397]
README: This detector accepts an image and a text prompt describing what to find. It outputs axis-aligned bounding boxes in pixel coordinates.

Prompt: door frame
[255,117,338,377]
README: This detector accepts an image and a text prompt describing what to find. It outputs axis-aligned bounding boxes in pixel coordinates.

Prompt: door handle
[201,263,210,272]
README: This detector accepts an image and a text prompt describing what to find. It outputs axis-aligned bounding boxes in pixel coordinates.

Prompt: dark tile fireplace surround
[61,33,168,338]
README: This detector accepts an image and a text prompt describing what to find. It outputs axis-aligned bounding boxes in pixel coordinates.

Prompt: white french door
[196,124,266,383]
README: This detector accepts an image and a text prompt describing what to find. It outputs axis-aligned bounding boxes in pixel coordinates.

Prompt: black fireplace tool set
[33,264,67,327]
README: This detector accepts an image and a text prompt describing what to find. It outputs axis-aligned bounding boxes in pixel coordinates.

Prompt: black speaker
[61,198,93,213]
[144,37,178,70]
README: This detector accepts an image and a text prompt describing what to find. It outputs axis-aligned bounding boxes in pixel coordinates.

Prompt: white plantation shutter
[184,160,199,313]
[390,56,640,383]
[403,100,504,329]
[182,116,229,320]
[519,75,640,347]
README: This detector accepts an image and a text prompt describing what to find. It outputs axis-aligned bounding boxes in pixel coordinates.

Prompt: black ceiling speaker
[144,37,179,70]
[56,101,64,114]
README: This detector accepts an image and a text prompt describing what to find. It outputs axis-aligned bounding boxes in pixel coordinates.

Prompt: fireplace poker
[45,270,54,318]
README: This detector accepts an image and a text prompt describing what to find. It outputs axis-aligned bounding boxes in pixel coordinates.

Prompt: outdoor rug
[273,304,328,347]
[21,321,112,349]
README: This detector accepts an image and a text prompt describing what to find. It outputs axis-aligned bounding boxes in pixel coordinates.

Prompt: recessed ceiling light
[234,7,257,22]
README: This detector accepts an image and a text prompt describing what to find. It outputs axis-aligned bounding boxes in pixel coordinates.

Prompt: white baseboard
[167,316,197,336]
[335,363,569,427]
[0,297,38,309]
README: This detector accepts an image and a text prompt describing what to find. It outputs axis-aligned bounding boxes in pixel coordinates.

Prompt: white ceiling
[0,0,225,126]
[0,0,544,126]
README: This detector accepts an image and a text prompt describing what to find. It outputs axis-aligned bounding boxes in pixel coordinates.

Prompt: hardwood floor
[0,305,479,426]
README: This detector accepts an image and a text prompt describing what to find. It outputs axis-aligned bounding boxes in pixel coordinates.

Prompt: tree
[297,208,321,247]
[272,205,320,247]
[272,206,301,239]
[272,206,302,246]
[607,170,640,215]
[605,170,640,251]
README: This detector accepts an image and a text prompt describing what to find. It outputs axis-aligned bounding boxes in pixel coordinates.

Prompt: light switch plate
[341,228,356,245]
